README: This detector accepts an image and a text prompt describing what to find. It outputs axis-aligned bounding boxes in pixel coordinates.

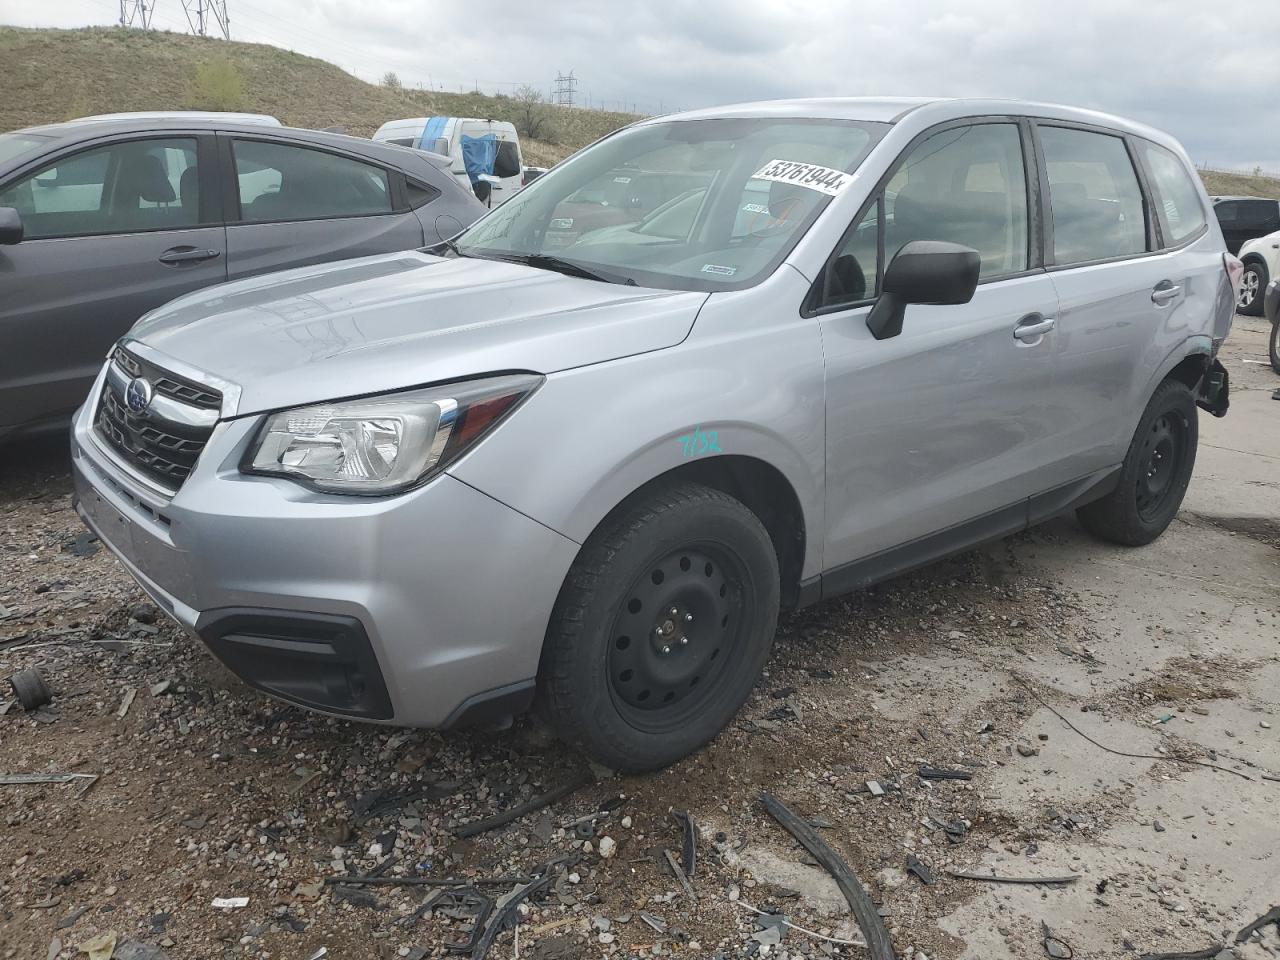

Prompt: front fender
[449,271,828,578]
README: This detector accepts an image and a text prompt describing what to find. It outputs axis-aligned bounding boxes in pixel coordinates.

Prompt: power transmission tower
[119,0,154,28]
[553,71,578,108]
[182,0,231,39]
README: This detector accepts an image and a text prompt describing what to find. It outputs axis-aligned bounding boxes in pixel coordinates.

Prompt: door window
[0,138,201,240]
[883,123,1029,278]
[1039,126,1146,264]
[233,140,392,223]
[1137,141,1207,246]
[815,123,1028,310]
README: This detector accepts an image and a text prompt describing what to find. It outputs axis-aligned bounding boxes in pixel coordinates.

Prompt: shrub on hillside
[190,56,246,111]
[512,84,557,144]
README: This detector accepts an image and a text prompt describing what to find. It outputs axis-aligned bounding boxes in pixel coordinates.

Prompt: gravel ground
[2,317,1277,960]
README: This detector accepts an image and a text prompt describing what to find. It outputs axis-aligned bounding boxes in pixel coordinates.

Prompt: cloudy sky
[2,0,1276,169]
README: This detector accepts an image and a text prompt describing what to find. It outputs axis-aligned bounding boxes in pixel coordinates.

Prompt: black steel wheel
[1133,411,1188,523]
[539,482,780,772]
[606,544,745,732]
[1077,378,1198,546]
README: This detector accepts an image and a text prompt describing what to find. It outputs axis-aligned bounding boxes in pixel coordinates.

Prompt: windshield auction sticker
[751,159,853,196]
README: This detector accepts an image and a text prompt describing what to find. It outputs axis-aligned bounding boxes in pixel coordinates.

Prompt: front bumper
[71,374,580,727]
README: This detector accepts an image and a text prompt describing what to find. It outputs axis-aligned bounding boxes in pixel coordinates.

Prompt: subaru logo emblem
[125,377,153,414]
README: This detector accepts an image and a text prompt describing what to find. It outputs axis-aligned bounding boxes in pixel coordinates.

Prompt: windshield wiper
[484,252,632,285]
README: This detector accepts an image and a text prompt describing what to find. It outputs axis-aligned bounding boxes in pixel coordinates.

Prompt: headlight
[243,374,542,495]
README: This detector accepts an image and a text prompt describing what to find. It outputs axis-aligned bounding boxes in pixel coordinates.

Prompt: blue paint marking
[677,425,721,458]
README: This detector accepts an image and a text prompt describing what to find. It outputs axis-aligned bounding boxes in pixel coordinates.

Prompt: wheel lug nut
[684,613,693,622]
[668,606,678,616]
[661,645,671,655]
[679,636,689,645]
[654,626,664,636]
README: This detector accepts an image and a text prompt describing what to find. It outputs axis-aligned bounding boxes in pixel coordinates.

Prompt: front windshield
[456,117,888,291]
[0,133,51,168]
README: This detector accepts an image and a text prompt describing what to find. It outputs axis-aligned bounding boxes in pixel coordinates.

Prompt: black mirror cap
[866,240,981,341]
[883,239,981,305]
[0,207,22,245]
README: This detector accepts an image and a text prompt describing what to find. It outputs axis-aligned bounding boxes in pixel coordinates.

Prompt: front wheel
[1077,378,1198,546]
[538,482,779,772]
[1239,262,1267,316]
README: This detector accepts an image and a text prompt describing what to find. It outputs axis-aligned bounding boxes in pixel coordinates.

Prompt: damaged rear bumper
[1197,357,1229,418]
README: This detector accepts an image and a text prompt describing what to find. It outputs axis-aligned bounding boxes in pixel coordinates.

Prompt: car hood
[129,251,707,416]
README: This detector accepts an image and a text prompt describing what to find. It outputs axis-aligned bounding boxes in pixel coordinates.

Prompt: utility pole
[553,71,578,108]
[182,0,231,39]
[119,0,154,29]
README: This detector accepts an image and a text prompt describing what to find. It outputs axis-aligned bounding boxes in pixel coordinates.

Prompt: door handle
[1013,313,1055,341]
[1151,280,1182,305]
[159,246,222,265]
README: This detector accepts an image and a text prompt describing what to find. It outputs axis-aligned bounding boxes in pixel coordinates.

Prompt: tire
[1270,318,1280,375]
[1077,378,1198,546]
[538,482,780,772]
[1239,261,1267,316]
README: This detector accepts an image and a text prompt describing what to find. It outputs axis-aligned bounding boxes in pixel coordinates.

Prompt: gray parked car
[0,118,484,439]
[70,98,1236,771]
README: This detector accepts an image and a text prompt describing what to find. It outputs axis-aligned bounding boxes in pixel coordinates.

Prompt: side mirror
[0,207,22,246]
[865,240,980,341]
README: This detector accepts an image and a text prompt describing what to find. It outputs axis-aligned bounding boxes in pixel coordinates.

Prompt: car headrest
[117,154,176,205]
[179,167,199,211]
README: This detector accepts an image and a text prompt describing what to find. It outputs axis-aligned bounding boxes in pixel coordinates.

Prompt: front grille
[95,357,220,491]
[113,346,221,410]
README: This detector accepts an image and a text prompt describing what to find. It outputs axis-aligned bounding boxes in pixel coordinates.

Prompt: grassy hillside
[0,25,639,165]
[1198,169,1280,201]
[3,25,1279,199]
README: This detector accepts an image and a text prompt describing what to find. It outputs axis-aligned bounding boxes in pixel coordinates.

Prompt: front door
[0,134,225,433]
[816,121,1063,583]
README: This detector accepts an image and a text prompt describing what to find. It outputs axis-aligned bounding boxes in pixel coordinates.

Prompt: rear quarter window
[1138,141,1207,246]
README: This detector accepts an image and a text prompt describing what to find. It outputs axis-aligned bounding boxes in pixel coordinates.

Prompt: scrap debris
[1042,921,1074,959]
[1236,904,1280,943]
[918,766,973,781]
[759,791,896,960]
[671,808,697,878]
[8,666,53,711]
[1137,947,1225,960]
[453,769,592,839]
[662,848,697,901]
[0,772,97,787]
[905,855,935,885]
[948,870,1079,886]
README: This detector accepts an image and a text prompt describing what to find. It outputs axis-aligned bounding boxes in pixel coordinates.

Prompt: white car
[1237,227,1280,316]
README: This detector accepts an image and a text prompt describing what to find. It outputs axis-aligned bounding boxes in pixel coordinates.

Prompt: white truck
[372,117,524,205]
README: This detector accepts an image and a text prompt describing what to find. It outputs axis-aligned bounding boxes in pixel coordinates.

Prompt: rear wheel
[1239,261,1267,316]
[1270,317,1280,375]
[538,482,779,772]
[1077,378,1198,546]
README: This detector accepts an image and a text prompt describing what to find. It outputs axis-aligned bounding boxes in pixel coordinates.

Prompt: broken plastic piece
[454,769,592,839]
[759,792,895,960]
[672,809,697,878]
[918,766,972,781]
[8,667,53,711]
[948,870,1079,886]
[1236,905,1280,943]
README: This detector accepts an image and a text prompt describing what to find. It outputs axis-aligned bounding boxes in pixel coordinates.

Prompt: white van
[372,117,523,205]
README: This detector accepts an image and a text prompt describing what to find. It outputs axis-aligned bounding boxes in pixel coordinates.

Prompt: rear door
[221,135,425,280]
[817,120,1063,578]
[0,133,225,433]
[1034,122,1197,488]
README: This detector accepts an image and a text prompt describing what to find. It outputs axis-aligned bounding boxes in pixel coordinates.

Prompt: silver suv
[71,98,1236,771]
